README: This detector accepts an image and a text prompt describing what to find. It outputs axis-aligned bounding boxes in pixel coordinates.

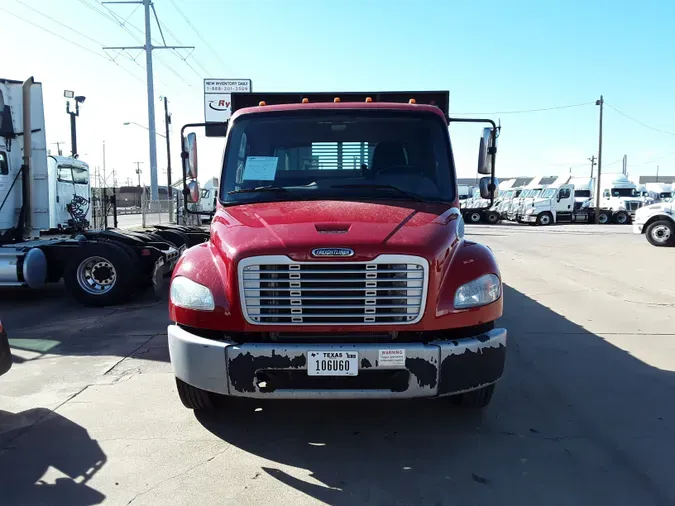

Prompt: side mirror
[557,192,562,202]
[187,180,200,203]
[185,132,198,179]
[479,176,499,199]
[477,127,496,175]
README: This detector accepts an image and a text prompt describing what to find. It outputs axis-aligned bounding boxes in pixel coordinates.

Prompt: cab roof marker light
[365,97,373,103]
[409,98,417,104]
[334,97,340,103]
[302,98,309,103]
[258,101,266,106]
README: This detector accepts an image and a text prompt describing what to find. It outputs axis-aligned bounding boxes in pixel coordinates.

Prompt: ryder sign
[204,79,252,136]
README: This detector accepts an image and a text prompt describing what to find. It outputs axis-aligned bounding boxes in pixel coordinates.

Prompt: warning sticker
[378,349,405,367]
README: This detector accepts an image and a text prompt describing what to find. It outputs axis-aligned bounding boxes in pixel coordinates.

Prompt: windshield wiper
[227,185,290,195]
[331,184,426,202]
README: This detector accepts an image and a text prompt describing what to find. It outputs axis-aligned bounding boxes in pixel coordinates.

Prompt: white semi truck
[0,77,208,305]
[633,199,675,246]
[599,173,644,221]
[644,182,672,203]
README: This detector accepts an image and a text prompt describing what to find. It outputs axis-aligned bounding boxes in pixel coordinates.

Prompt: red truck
[168,92,505,410]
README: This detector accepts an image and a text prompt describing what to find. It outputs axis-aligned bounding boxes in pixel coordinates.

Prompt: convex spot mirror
[187,180,200,203]
[477,127,497,175]
[479,176,499,200]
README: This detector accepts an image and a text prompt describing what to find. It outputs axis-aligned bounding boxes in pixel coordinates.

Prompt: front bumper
[633,221,645,234]
[522,213,536,223]
[168,326,507,399]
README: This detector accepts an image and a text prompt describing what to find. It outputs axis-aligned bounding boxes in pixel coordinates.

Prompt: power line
[453,102,594,115]
[641,150,675,165]
[1,6,111,60]
[15,0,105,47]
[605,102,675,137]
[168,0,233,75]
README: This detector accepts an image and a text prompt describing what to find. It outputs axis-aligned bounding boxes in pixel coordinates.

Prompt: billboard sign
[204,79,251,136]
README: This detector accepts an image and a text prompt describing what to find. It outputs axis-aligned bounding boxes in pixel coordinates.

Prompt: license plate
[307,351,358,376]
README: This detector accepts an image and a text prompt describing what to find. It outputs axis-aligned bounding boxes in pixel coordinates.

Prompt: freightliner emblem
[311,248,354,257]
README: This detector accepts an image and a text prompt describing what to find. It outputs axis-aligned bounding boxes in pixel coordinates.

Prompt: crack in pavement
[0,384,92,451]
[125,445,234,505]
[103,334,164,376]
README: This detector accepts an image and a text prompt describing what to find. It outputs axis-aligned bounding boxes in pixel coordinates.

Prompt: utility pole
[50,142,64,156]
[588,155,596,179]
[656,165,660,182]
[161,96,174,222]
[135,162,143,188]
[594,95,604,224]
[622,154,628,176]
[103,0,194,201]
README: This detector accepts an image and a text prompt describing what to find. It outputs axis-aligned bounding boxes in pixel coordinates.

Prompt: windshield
[200,189,210,198]
[575,190,591,198]
[529,189,542,198]
[520,189,531,198]
[221,111,454,204]
[660,192,672,199]
[57,165,88,184]
[611,188,638,197]
[541,188,556,198]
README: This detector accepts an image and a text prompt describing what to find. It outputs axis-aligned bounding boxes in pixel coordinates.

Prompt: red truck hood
[210,200,460,262]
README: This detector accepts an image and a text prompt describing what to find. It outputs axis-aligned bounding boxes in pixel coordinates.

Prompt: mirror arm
[448,117,499,210]
[179,122,218,217]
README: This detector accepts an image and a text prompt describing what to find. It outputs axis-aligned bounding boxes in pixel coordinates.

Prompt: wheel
[450,384,495,408]
[175,377,214,410]
[467,211,482,224]
[613,211,629,224]
[645,220,675,247]
[598,212,610,224]
[63,242,136,306]
[485,211,500,224]
[536,212,553,226]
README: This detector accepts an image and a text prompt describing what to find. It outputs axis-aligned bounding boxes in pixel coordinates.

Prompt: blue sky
[3,0,675,186]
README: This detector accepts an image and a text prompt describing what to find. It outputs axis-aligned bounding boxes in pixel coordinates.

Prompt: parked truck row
[0,77,208,306]
[461,173,672,226]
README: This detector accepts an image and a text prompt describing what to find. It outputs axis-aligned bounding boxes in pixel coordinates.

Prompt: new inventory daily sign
[203,79,252,123]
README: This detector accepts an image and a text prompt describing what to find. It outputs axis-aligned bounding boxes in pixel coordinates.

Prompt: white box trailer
[0,77,208,305]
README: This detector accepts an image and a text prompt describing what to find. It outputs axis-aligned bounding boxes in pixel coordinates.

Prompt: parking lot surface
[1,223,674,506]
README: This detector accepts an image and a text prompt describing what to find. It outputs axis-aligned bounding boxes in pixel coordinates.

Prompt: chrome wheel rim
[470,213,481,223]
[76,256,117,295]
[616,213,627,224]
[651,225,671,243]
[540,215,551,225]
[599,214,609,224]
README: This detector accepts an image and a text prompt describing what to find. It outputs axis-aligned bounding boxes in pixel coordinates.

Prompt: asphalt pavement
[1,223,674,505]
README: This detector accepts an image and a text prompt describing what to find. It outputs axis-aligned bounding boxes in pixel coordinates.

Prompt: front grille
[238,255,428,325]
[624,201,642,212]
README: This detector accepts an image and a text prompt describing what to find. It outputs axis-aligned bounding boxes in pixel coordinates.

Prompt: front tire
[450,384,495,408]
[175,378,215,410]
[536,212,553,226]
[645,220,675,247]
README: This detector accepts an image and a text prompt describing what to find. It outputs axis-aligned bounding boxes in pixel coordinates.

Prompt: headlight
[454,274,501,309]
[170,276,215,311]
[525,208,535,214]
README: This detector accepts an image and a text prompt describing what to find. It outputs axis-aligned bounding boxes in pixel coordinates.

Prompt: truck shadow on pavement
[0,283,172,364]
[195,285,675,506]
[0,408,106,506]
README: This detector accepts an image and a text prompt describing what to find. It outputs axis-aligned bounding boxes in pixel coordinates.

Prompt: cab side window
[0,152,7,175]
[603,190,610,198]
[558,188,571,199]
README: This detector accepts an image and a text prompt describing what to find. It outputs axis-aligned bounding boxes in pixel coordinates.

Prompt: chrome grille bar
[238,254,429,326]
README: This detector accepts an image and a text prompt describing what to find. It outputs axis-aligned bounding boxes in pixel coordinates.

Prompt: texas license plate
[307,351,358,376]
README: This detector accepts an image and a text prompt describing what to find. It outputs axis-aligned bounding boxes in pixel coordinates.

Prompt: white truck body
[198,177,219,217]
[599,173,643,218]
[521,183,575,225]
[633,199,675,246]
[644,182,672,203]
[47,155,92,229]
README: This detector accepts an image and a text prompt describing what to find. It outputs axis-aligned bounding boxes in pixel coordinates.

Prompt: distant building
[639,175,675,184]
